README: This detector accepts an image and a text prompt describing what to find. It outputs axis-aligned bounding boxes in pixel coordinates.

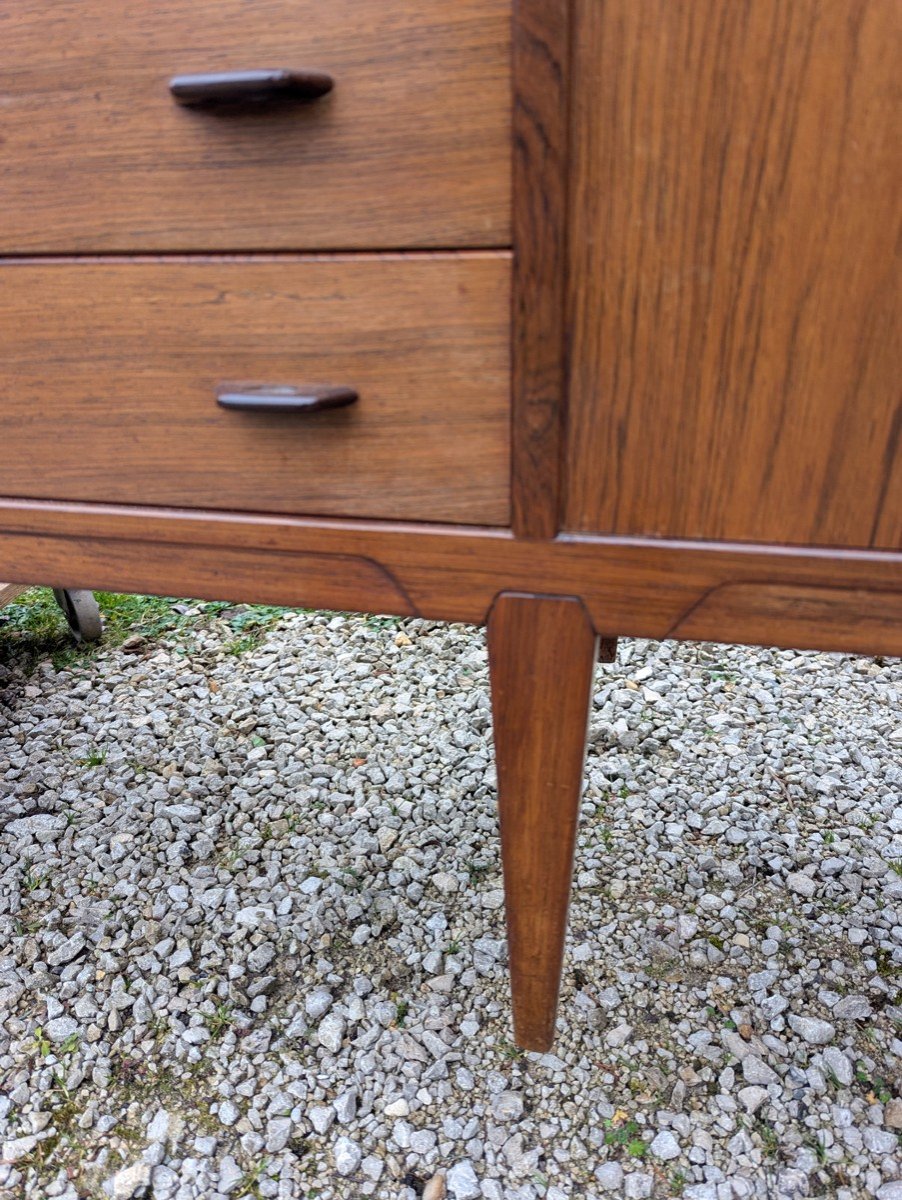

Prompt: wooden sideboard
[1,0,899,1050]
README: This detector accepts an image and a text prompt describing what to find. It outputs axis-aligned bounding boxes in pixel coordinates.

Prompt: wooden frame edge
[0,499,900,658]
[510,0,571,539]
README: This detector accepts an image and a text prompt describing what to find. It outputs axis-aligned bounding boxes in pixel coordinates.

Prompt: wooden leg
[487,592,598,1051]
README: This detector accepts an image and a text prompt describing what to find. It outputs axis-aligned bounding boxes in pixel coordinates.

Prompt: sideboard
[1,0,899,1049]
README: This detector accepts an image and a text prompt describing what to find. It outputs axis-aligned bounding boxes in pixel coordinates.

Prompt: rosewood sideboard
[1,0,899,1050]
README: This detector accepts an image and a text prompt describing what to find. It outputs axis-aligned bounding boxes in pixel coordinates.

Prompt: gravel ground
[0,602,900,1200]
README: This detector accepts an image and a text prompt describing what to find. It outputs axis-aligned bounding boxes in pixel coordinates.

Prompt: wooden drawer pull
[169,69,334,108]
[216,385,358,414]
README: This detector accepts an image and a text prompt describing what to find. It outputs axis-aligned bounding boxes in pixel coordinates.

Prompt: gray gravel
[1,606,900,1200]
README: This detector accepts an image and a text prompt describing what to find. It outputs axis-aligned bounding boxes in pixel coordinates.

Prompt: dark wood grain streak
[510,0,570,538]
[564,0,902,550]
[488,593,597,1049]
[1,501,901,657]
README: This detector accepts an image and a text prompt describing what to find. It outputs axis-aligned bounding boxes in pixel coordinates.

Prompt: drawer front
[0,257,511,525]
[0,0,510,252]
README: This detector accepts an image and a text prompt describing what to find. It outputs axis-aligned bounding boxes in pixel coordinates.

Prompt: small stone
[742,1057,779,1086]
[677,914,699,942]
[146,1110,171,1143]
[102,1161,152,1199]
[316,1013,345,1053]
[863,1128,898,1154]
[788,1015,835,1045]
[775,1173,809,1200]
[606,1022,633,1047]
[446,1160,480,1200]
[164,804,201,821]
[48,932,87,967]
[410,1129,437,1154]
[305,988,333,1020]
[234,904,274,929]
[361,1156,385,1183]
[596,1162,624,1191]
[217,1100,240,1127]
[738,1086,768,1114]
[309,1106,335,1135]
[884,1098,902,1129]
[748,970,779,992]
[218,1156,243,1194]
[649,1130,680,1161]
[433,872,459,894]
[490,1091,525,1121]
[2,1136,38,1163]
[334,1089,357,1124]
[820,857,846,876]
[822,1047,853,1086]
[877,1185,902,1200]
[785,872,817,898]
[377,827,399,853]
[383,1098,410,1118]
[247,942,275,973]
[45,1016,79,1044]
[624,1173,654,1199]
[832,994,872,1020]
[265,1118,292,1154]
[334,1136,362,1177]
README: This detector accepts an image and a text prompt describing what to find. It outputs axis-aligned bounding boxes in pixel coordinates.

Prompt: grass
[238,1159,270,1198]
[755,1118,780,1158]
[466,860,490,885]
[203,1003,235,1039]
[77,747,107,768]
[496,1038,525,1062]
[854,1061,892,1103]
[23,864,46,893]
[602,1114,647,1158]
[0,589,292,674]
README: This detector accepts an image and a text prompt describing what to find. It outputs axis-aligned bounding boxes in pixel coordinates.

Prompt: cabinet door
[564,0,901,549]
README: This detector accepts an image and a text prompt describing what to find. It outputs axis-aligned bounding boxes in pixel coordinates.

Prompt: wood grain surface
[510,0,570,538]
[1,502,900,657]
[564,0,901,550]
[0,0,510,251]
[488,593,597,1049]
[0,255,511,525]
[0,583,28,607]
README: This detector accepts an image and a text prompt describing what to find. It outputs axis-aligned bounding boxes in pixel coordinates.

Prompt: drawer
[0,256,511,525]
[0,0,510,252]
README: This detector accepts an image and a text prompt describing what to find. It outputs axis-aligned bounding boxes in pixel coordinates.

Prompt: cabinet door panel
[565,0,901,549]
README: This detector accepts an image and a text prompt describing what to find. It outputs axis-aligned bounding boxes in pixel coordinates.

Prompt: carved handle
[217,385,358,414]
[170,69,334,108]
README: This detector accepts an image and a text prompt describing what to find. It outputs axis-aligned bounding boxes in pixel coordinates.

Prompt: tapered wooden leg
[487,592,598,1051]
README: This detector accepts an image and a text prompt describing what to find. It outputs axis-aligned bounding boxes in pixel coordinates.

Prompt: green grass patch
[0,589,291,674]
[603,1116,647,1158]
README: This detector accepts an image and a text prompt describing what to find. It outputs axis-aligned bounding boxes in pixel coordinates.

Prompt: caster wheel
[52,589,103,643]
